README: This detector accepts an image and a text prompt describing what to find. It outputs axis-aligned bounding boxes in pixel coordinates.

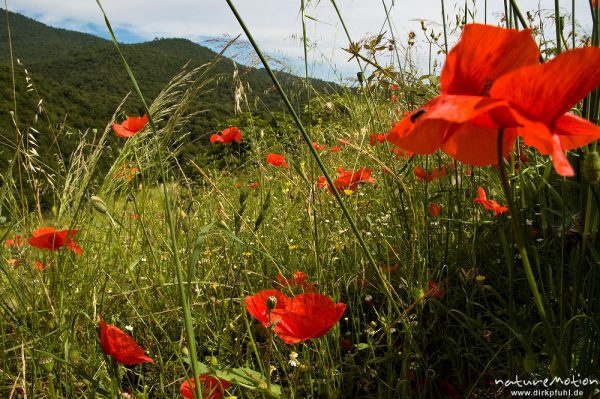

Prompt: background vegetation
[1,2,600,398]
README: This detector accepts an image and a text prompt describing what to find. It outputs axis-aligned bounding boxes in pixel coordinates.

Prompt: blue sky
[5,0,595,82]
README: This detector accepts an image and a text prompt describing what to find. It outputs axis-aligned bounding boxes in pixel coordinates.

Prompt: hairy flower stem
[266,310,273,391]
[440,0,448,54]
[497,129,567,376]
[224,0,401,314]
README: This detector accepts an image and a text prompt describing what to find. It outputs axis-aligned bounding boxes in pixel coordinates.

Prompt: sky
[4,0,595,82]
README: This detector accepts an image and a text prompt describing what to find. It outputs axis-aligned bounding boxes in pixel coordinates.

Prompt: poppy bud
[181,218,190,233]
[91,195,108,214]
[69,347,81,365]
[266,296,277,310]
[523,352,536,373]
[582,151,600,184]
[40,356,54,373]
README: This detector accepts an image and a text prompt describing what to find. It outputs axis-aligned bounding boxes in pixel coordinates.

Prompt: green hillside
[0,11,337,178]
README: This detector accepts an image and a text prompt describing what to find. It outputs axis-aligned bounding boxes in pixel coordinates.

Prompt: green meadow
[1,1,600,398]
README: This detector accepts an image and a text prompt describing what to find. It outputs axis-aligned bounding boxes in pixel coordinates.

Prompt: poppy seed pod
[91,195,108,214]
[266,296,278,310]
[582,151,600,184]
[40,356,54,373]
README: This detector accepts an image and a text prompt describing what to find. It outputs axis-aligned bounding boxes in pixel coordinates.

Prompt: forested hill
[0,10,336,161]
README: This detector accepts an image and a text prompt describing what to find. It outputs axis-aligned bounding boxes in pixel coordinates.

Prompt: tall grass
[1,0,599,398]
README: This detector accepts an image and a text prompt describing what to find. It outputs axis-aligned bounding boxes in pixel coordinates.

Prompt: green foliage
[1,4,600,399]
[0,10,338,209]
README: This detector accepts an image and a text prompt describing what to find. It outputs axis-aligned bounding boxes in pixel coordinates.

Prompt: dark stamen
[410,109,427,123]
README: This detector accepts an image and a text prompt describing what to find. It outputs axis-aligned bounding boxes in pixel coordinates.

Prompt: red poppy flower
[266,153,288,168]
[210,127,242,144]
[330,145,341,153]
[386,24,600,176]
[180,374,231,399]
[277,272,315,291]
[34,261,45,271]
[317,176,328,189]
[27,227,82,256]
[99,320,153,365]
[312,142,326,151]
[245,289,291,326]
[112,115,148,138]
[389,84,399,91]
[5,235,23,248]
[474,186,508,216]
[369,133,386,146]
[428,203,442,217]
[277,271,308,286]
[334,167,376,192]
[414,166,446,182]
[390,146,413,159]
[248,182,260,189]
[245,289,346,344]
[427,280,445,299]
[114,164,140,182]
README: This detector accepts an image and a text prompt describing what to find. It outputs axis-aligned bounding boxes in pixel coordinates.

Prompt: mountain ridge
[0,10,337,208]
[0,10,335,132]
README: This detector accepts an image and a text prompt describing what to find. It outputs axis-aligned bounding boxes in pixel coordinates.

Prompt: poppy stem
[496,129,568,376]
[266,310,273,391]
[440,0,449,54]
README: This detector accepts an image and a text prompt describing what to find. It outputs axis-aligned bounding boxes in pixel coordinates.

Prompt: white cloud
[5,0,595,81]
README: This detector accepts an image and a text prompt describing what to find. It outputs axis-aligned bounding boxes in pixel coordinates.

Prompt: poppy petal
[67,240,83,256]
[122,115,148,132]
[550,134,575,176]
[387,95,515,157]
[441,24,539,95]
[180,375,231,399]
[441,124,518,166]
[245,289,290,327]
[490,47,600,125]
[387,116,450,155]
[112,123,136,138]
[554,113,600,151]
[99,320,153,365]
[31,227,58,237]
[271,293,346,344]
[28,228,79,251]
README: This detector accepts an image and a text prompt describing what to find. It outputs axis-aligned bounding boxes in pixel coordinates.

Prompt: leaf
[187,223,214,296]
[355,343,370,351]
[215,367,282,398]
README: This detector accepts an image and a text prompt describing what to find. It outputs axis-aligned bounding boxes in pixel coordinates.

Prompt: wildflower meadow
[1,0,600,398]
